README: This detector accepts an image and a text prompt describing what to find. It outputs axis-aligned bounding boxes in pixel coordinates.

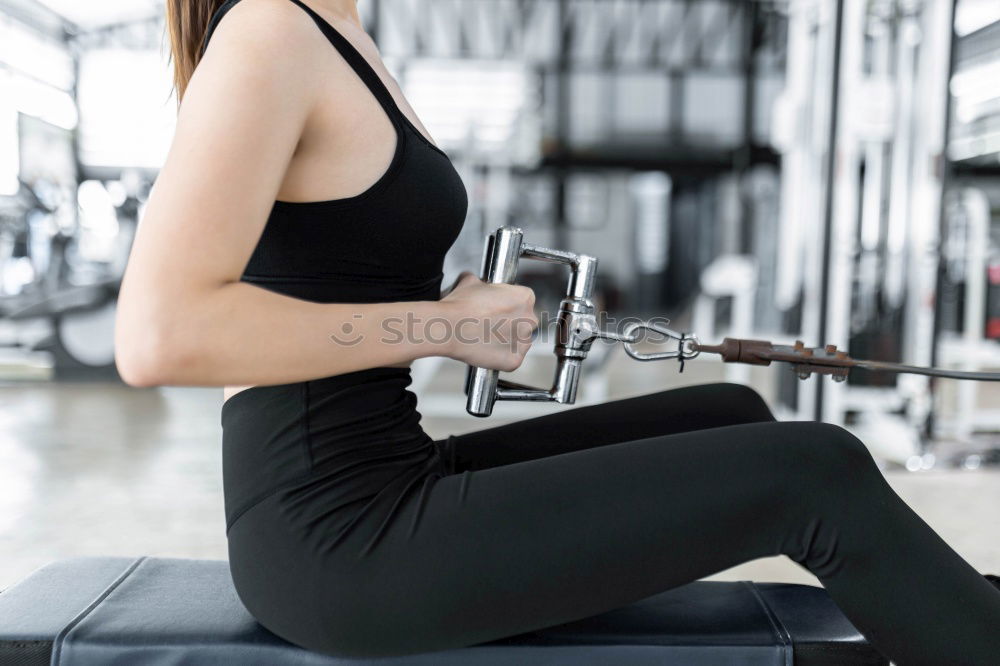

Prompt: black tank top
[209,0,467,539]
[202,0,468,304]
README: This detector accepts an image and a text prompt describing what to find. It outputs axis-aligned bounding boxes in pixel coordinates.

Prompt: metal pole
[737,1,758,255]
[813,0,845,422]
[926,0,959,442]
[553,0,571,252]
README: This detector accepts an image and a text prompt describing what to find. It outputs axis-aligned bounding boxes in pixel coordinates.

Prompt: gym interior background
[0,0,999,592]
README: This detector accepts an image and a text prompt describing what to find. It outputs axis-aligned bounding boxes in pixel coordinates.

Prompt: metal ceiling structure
[373,0,787,69]
[0,0,161,39]
[33,0,161,31]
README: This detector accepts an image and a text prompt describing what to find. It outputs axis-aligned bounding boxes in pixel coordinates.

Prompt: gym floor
[3,353,998,592]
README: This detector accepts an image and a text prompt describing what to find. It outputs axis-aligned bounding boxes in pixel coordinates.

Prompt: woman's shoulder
[201,0,326,66]
[188,0,330,118]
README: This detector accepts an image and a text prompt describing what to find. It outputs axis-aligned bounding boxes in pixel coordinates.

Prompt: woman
[114,0,1000,662]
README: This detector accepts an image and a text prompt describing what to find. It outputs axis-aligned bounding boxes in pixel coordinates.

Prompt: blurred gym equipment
[0,176,140,379]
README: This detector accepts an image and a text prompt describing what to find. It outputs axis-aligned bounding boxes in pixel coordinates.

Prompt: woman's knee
[710,382,776,423]
[771,421,884,493]
[652,382,775,425]
[762,422,891,573]
[809,422,878,472]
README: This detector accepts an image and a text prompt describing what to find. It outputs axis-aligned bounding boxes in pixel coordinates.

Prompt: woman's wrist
[436,299,469,361]
[403,299,463,361]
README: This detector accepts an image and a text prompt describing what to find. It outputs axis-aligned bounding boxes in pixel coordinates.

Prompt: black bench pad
[0,556,886,665]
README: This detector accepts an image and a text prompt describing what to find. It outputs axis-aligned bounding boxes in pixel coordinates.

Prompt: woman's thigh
[440,381,776,472]
[231,418,854,659]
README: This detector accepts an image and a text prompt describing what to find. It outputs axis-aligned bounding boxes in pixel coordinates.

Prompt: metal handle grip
[464,226,599,417]
[464,227,525,417]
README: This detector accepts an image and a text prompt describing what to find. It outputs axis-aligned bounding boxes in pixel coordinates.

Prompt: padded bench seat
[0,556,886,665]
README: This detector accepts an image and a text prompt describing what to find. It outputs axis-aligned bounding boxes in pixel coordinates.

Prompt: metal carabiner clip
[622,321,701,370]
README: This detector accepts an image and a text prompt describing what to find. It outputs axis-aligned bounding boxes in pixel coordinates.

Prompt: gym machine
[465,227,1000,418]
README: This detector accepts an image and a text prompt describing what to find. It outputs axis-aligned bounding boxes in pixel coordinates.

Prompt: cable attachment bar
[465,226,602,417]
[691,337,1000,382]
[465,226,701,417]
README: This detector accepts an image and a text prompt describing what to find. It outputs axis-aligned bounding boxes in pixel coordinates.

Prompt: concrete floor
[2,355,999,594]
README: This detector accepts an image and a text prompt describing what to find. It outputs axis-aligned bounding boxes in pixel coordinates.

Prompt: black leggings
[226,382,1000,665]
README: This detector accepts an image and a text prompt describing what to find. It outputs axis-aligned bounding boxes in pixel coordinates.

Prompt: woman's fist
[440,271,538,372]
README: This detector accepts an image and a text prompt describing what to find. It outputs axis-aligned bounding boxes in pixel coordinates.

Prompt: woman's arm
[114,2,535,388]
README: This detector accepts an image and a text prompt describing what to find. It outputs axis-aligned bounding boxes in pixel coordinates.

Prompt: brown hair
[165,0,227,102]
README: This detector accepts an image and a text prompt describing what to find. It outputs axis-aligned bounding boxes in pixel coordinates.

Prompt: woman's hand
[440,271,538,372]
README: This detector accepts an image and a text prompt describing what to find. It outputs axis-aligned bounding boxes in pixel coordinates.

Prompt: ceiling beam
[0,0,76,40]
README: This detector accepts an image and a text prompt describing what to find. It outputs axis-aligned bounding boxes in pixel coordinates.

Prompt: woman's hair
[165,0,227,102]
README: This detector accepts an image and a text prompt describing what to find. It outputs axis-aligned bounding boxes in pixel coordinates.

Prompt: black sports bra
[201,0,468,304]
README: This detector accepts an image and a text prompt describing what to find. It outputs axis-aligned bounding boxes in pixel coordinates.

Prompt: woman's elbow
[115,322,187,387]
[115,357,165,388]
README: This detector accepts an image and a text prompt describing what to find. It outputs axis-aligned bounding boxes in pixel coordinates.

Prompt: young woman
[115,0,1000,662]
